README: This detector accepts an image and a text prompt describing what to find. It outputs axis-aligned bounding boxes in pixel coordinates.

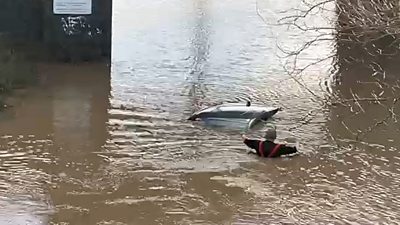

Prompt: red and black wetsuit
[243,138,297,158]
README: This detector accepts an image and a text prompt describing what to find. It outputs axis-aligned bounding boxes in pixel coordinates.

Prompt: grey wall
[0,0,112,62]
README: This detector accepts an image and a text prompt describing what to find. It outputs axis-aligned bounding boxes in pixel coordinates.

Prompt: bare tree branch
[263,0,400,143]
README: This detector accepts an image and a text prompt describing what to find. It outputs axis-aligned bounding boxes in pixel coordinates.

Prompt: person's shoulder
[243,138,255,144]
[243,138,259,148]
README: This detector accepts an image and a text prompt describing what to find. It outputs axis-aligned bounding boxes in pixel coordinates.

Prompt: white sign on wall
[53,0,92,15]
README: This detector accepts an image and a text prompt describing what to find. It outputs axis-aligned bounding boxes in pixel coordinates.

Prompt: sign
[53,0,92,15]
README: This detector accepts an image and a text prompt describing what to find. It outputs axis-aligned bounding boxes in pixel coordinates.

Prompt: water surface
[0,0,399,224]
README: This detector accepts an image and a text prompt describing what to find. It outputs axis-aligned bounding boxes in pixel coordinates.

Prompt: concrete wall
[0,0,112,62]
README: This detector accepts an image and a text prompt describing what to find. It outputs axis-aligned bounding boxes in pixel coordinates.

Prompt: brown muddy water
[1,0,400,224]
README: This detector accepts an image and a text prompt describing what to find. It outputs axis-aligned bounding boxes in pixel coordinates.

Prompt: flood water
[1,0,400,224]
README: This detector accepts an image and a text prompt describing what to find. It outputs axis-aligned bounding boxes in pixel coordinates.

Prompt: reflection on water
[0,0,399,224]
[0,63,110,224]
[186,0,211,110]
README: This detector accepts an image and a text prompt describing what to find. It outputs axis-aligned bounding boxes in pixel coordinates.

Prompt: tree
[259,0,400,143]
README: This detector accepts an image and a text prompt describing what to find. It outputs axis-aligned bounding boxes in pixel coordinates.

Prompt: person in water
[241,128,298,158]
